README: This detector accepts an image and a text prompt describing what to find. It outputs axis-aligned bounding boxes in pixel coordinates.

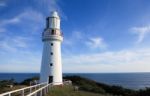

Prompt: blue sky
[0,0,150,73]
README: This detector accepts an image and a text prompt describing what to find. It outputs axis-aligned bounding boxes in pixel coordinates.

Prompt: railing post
[9,93,11,96]
[30,87,32,93]
[35,85,36,91]
[44,88,46,95]
[22,90,24,96]
[39,85,41,88]
[47,86,48,92]
[40,89,42,96]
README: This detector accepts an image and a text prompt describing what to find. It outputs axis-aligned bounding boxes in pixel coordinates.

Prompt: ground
[46,85,112,96]
[0,85,27,94]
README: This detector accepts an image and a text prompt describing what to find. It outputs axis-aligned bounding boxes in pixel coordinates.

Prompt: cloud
[0,32,41,73]
[48,0,59,12]
[0,36,31,52]
[18,10,44,22]
[0,50,41,73]
[63,31,82,45]
[0,1,65,73]
[0,7,46,73]
[0,9,44,51]
[63,31,108,54]
[63,48,150,73]
[36,0,58,12]
[0,28,6,33]
[35,0,67,20]
[0,18,20,27]
[0,9,43,26]
[0,9,44,36]
[12,36,30,48]
[0,35,40,73]
[0,1,6,7]
[131,25,150,44]
[86,37,107,49]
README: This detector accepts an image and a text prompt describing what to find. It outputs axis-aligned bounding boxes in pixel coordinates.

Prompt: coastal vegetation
[46,85,111,96]
[0,77,37,94]
[0,79,27,93]
[64,76,150,96]
[0,76,150,96]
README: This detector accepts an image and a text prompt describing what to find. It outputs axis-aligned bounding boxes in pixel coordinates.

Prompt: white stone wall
[40,40,62,85]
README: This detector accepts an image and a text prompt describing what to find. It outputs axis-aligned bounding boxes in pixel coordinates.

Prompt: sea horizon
[1,72,150,74]
[1,72,150,90]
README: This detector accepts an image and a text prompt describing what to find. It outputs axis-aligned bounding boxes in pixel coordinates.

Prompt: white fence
[27,83,52,96]
[0,82,48,96]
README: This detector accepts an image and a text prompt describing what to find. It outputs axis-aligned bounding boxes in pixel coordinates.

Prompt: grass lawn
[46,85,112,96]
[0,85,27,94]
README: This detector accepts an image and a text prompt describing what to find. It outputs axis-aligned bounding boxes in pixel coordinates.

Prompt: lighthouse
[40,11,63,85]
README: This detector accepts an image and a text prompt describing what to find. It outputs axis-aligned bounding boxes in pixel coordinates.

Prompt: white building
[40,11,63,85]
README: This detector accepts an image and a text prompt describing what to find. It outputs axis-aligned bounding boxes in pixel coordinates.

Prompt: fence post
[40,89,42,96]
[39,84,40,89]
[47,86,48,92]
[35,86,36,90]
[44,88,46,95]
[30,87,32,93]
[22,90,24,96]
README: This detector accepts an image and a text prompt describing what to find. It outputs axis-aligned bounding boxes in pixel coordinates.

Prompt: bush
[64,76,137,96]
[20,77,39,85]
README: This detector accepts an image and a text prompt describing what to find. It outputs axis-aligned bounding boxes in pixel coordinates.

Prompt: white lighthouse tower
[40,11,63,85]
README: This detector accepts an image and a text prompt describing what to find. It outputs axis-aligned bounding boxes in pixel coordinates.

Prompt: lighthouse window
[51,43,53,46]
[50,63,53,66]
[51,52,53,55]
[51,29,55,35]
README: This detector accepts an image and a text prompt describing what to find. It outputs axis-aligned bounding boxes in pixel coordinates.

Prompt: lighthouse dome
[50,11,59,18]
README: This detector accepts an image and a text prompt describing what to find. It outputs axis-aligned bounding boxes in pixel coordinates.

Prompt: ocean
[0,73,150,90]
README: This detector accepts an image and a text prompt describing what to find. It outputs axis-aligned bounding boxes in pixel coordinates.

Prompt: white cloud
[0,9,45,73]
[18,10,44,22]
[47,0,59,12]
[0,18,20,26]
[36,0,67,20]
[86,37,107,49]
[63,31,82,46]
[0,34,41,73]
[0,50,41,73]
[63,31,108,52]
[131,25,150,44]
[0,9,44,36]
[0,1,6,7]
[0,36,31,52]
[63,48,150,73]
[12,36,30,48]
[0,9,43,26]
[0,28,6,33]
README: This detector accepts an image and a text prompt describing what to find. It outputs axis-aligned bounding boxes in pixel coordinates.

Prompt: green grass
[46,85,112,96]
[0,85,27,94]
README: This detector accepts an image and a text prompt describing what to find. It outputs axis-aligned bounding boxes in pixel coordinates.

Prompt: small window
[46,18,49,28]
[51,43,53,46]
[51,52,53,55]
[51,29,55,35]
[50,63,53,66]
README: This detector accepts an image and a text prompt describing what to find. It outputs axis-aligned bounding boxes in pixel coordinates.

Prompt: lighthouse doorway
[49,76,53,83]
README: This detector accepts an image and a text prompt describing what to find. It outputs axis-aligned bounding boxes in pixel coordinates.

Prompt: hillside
[1,76,150,96]
[64,76,150,96]
[46,85,111,96]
